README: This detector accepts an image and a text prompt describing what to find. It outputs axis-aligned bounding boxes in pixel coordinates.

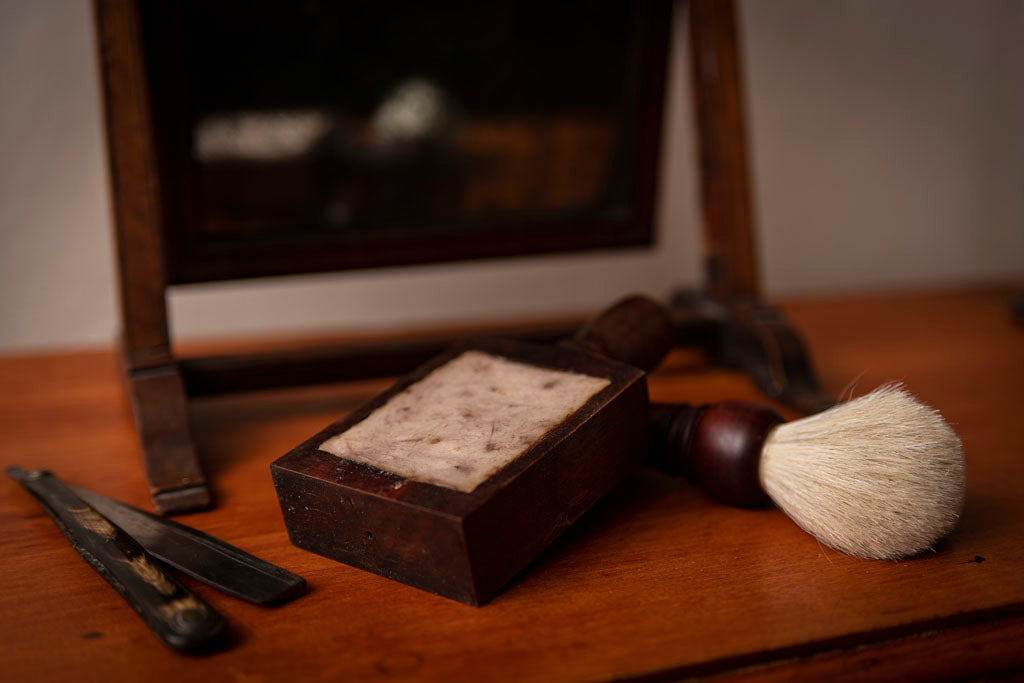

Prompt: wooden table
[2,287,1022,681]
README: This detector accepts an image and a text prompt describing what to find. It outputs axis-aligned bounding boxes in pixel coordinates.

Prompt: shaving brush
[649,386,966,560]
[569,295,966,558]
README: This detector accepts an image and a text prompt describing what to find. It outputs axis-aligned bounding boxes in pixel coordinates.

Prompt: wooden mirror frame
[95,0,826,513]
[140,2,672,284]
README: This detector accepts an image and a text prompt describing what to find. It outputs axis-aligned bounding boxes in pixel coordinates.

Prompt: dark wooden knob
[649,401,784,507]
[569,295,676,372]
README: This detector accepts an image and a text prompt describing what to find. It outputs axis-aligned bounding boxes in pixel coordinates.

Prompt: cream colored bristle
[759,384,965,560]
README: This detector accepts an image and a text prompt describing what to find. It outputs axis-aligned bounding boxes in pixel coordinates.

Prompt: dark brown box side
[270,338,648,605]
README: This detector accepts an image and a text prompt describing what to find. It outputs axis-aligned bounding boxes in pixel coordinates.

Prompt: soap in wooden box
[270,336,650,606]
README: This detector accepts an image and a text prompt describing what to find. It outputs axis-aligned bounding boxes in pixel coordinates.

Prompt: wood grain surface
[1,287,1022,681]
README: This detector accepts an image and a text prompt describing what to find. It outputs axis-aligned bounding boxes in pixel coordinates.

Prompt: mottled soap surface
[319,350,611,492]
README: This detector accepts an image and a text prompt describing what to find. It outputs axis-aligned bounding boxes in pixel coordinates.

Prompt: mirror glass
[140,1,668,281]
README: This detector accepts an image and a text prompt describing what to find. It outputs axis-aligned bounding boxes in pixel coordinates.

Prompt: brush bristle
[759,384,965,560]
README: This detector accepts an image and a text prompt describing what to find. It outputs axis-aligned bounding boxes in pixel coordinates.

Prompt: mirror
[140,1,670,282]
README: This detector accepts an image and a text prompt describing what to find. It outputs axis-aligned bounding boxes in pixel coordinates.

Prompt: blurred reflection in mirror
[150,0,650,253]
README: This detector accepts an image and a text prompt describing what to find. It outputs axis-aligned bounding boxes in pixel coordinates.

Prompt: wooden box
[270,338,649,605]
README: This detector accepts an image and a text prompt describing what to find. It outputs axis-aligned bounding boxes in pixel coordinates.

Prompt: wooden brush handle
[649,402,784,507]
[571,298,781,506]
[568,295,676,373]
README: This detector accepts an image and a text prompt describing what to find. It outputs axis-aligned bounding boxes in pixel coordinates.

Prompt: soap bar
[319,350,610,493]
[271,337,649,605]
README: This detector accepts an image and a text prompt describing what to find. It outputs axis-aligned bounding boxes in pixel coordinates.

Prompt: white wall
[0,0,117,351]
[1,0,1021,352]
[745,0,1024,293]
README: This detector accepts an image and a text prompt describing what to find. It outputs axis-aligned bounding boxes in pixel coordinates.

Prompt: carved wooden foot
[670,290,832,414]
[124,364,210,514]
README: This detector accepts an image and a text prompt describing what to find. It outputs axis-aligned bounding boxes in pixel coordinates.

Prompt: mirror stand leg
[670,289,832,414]
[124,363,210,514]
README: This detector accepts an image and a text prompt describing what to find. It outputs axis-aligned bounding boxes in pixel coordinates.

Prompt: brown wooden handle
[568,295,676,372]
[649,401,784,507]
